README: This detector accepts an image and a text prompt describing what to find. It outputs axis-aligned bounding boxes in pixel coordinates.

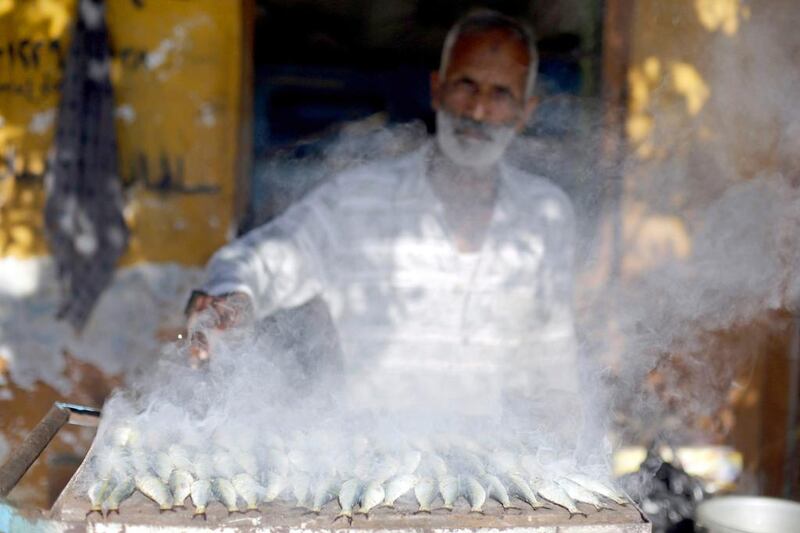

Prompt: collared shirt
[203,143,578,413]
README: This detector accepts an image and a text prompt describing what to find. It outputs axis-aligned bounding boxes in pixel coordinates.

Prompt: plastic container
[696,495,800,533]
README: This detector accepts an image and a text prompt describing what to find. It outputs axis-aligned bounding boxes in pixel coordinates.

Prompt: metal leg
[0,402,100,498]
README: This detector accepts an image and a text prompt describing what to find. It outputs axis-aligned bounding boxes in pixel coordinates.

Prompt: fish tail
[333,512,351,524]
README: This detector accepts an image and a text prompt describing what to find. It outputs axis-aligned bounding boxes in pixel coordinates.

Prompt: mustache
[449,115,514,142]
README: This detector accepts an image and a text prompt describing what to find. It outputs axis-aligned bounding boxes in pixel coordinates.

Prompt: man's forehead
[447,28,530,74]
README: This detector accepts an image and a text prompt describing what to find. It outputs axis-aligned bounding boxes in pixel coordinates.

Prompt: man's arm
[185,181,337,361]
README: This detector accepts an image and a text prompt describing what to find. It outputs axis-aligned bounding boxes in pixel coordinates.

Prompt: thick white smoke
[80,3,800,518]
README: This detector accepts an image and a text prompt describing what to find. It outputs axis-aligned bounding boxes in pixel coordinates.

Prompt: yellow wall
[0,0,244,265]
[621,0,798,277]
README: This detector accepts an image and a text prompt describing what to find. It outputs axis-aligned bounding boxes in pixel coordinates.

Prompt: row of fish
[87,451,626,519]
[85,427,627,519]
[88,467,625,520]
[326,470,627,523]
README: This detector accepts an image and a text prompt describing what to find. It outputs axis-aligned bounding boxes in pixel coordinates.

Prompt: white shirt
[202,143,578,413]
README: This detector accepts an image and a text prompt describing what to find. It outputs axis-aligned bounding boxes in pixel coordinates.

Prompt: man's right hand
[184,290,254,365]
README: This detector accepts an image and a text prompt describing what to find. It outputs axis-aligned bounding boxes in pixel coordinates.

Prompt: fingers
[184,291,254,364]
[209,293,254,330]
[189,330,210,368]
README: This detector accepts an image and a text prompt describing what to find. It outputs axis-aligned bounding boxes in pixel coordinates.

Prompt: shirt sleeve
[200,179,337,319]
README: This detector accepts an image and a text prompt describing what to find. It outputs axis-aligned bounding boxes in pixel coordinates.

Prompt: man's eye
[492,87,515,102]
[452,79,478,94]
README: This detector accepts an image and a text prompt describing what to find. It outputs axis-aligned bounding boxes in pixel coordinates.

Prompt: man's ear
[430,71,441,110]
[516,95,539,132]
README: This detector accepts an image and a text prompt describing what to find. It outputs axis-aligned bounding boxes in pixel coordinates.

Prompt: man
[187,10,578,414]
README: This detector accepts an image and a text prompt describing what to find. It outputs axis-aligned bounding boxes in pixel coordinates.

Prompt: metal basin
[696,496,800,533]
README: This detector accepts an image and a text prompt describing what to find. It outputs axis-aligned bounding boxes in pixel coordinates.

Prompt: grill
[2,403,651,532]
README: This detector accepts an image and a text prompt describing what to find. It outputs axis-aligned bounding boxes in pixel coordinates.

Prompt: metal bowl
[696,496,800,533]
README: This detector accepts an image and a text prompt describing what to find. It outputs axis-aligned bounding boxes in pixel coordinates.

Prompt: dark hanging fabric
[44,0,129,332]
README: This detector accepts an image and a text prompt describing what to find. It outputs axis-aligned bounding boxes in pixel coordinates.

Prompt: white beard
[435,109,516,168]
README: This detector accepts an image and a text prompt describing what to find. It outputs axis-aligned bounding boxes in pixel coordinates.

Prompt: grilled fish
[336,477,362,523]
[310,476,337,513]
[414,476,437,513]
[507,473,545,509]
[135,474,172,511]
[169,469,194,507]
[483,473,519,510]
[263,472,287,502]
[383,474,418,507]
[212,477,239,513]
[103,478,134,516]
[191,479,212,517]
[87,478,114,515]
[531,478,584,516]
[232,473,262,510]
[291,472,311,508]
[557,477,609,511]
[564,474,627,505]
[438,475,459,510]
[358,480,385,516]
[462,475,486,513]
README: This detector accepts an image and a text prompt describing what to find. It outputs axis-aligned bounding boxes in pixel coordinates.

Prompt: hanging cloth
[44,0,129,332]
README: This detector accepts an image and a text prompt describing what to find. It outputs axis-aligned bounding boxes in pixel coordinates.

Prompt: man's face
[431,29,537,168]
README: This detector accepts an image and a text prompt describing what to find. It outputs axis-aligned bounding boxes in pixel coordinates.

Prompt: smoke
[79,4,800,514]
[86,295,609,498]
[598,0,800,452]
[83,119,615,501]
[609,176,799,445]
